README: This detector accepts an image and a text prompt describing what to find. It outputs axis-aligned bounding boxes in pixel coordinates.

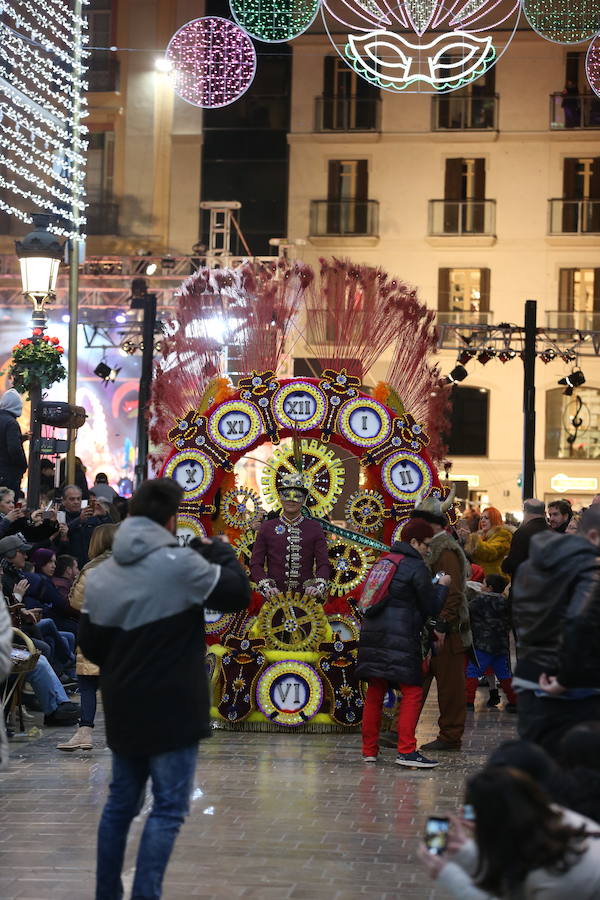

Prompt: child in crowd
[465,573,517,711]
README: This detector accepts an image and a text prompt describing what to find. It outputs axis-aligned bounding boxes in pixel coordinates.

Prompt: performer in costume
[250,473,330,600]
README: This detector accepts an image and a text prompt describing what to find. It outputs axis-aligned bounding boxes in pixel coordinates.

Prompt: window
[326,159,369,234]
[435,67,496,130]
[86,0,118,92]
[559,269,600,312]
[546,386,600,459]
[438,268,490,319]
[446,386,488,456]
[320,56,380,130]
[561,157,600,232]
[86,132,115,202]
[443,157,486,232]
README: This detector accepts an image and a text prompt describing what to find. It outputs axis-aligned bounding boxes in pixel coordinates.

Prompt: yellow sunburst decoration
[261,438,345,517]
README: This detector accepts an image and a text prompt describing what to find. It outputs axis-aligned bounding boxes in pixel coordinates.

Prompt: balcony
[87,52,120,93]
[309,200,379,237]
[549,93,600,129]
[546,310,600,331]
[428,200,496,236]
[314,96,381,132]
[548,199,600,234]
[436,310,494,326]
[432,95,498,131]
[86,202,119,235]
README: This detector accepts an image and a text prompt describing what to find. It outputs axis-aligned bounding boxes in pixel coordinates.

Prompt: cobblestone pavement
[0,688,518,900]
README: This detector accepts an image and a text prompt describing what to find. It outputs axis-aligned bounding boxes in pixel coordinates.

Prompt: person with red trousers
[355,519,449,768]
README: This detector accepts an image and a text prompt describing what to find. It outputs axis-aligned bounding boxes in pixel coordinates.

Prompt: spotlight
[559,369,585,396]
[497,348,517,363]
[121,339,137,355]
[457,348,475,365]
[94,362,121,384]
[560,349,577,364]
[445,364,468,385]
[161,255,176,270]
[540,349,556,364]
[145,262,157,276]
[114,312,127,324]
[61,313,70,323]
[477,348,496,365]
[155,56,173,73]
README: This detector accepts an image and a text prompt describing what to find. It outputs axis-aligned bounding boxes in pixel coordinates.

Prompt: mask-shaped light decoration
[321,0,521,94]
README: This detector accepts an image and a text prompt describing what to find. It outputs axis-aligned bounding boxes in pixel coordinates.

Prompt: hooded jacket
[0,389,27,492]
[78,516,250,756]
[355,542,442,685]
[512,531,600,683]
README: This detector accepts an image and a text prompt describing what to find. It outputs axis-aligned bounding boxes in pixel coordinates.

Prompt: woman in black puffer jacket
[356,518,448,768]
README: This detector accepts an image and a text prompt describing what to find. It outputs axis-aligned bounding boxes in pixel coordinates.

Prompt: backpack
[357,553,405,616]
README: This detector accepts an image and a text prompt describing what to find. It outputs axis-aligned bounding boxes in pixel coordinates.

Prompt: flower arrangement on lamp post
[5,330,66,399]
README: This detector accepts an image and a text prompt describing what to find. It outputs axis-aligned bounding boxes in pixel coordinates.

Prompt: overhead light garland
[523,0,600,45]
[165,17,256,109]
[0,1,89,237]
[230,0,321,43]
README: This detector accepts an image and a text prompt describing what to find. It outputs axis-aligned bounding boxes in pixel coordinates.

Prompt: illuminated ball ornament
[165,17,257,108]
[587,34,600,97]
[231,0,321,42]
[321,0,521,94]
[523,0,600,44]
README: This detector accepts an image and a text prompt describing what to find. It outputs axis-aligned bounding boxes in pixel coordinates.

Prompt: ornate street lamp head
[15,214,64,318]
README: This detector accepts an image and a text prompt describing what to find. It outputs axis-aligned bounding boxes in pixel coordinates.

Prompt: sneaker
[420,738,461,751]
[505,703,518,714]
[362,755,377,762]
[396,751,439,768]
[43,702,80,726]
[466,702,475,710]
[486,689,501,708]
[478,676,489,687]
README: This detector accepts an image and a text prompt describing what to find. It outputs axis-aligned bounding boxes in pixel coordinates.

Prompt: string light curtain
[0,0,88,236]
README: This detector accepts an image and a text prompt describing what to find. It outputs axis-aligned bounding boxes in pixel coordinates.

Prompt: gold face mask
[279,489,305,504]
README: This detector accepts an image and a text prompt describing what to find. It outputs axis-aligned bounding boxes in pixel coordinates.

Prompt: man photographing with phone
[79,477,251,900]
[58,485,111,568]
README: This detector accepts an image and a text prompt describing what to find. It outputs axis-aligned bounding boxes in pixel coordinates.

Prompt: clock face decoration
[321,0,521,94]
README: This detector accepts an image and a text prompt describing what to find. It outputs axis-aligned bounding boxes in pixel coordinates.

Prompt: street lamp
[15,213,63,329]
[15,214,64,508]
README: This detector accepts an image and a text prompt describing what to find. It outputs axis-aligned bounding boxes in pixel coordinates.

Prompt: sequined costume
[250,515,330,598]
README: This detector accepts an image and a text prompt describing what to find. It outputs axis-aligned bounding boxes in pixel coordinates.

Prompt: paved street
[0,690,518,900]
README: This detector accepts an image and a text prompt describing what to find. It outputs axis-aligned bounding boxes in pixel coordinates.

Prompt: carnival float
[150,257,455,731]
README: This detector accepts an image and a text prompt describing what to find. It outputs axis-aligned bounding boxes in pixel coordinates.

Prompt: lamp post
[130,278,157,487]
[15,213,64,509]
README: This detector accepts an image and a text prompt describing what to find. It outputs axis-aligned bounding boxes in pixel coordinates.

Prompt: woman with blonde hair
[57,523,118,751]
[459,507,513,577]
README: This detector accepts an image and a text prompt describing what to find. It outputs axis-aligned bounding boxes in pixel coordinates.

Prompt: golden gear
[256,592,331,652]
[221,487,262,529]
[327,538,375,597]
[261,438,345,517]
[232,529,258,576]
[344,489,387,533]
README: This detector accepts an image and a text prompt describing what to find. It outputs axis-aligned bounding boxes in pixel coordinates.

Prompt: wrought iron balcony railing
[428,200,496,236]
[548,199,600,234]
[314,96,382,132]
[309,199,379,237]
[549,93,600,129]
[432,94,498,131]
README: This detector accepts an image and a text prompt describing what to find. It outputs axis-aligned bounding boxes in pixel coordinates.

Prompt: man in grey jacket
[79,478,250,900]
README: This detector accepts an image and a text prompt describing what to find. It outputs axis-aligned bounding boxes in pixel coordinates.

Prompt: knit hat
[0,388,24,417]
[30,547,55,571]
[400,519,435,544]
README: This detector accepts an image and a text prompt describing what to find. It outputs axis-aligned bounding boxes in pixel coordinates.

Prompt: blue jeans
[78,674,99,727]
[96,743,198,900]
[25,654,69,714]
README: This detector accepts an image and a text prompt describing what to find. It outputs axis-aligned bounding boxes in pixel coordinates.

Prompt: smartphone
[42,511,53,520]
[432,571,446,584]
[80,499,88,509]
[424,816,449,855]
[56,511,66,525]
[463,804,476,822]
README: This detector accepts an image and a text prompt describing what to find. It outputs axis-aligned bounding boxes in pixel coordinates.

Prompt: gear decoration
[256,592,331,651]
[221,487,262,529]
[328,538,375,596]
[345,489,387,533]
[232,529,258,575]
[256,660,324,726]
[261,439,345,517]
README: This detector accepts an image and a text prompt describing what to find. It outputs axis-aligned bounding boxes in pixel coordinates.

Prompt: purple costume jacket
[250,515,331,596]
